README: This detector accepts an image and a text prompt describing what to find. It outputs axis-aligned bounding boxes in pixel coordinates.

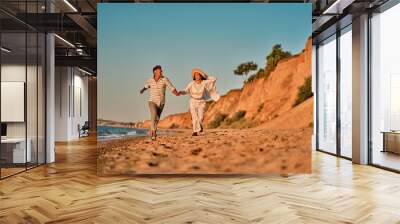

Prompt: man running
[140,65,179,140]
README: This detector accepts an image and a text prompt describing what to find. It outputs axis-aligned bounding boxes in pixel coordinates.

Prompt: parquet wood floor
[0,137,399,223]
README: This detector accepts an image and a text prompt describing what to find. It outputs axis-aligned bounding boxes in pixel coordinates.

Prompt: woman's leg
[197,102,206,132]
[190,100,200,133]
[190,100,205,134]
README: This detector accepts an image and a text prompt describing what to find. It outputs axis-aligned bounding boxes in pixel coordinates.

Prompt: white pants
[189,98,206,133]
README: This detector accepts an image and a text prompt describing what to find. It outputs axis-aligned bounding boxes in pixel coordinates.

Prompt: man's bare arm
[140,87,147,94]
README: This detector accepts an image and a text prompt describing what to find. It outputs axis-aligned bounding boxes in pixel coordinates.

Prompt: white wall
[55,67,89,141]
[55,66,70,141]
[1,65,26,142]
[1,65,37,137]
[1,63,46,164]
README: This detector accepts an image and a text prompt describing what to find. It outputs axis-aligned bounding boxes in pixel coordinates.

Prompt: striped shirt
[144,76,176,106]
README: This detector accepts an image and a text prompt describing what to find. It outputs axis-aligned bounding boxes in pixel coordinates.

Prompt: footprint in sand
[152,152,167,157]
[191,165,200,170]
[191,148,202,156]
[162,144,172,149]
[148,160,159,167]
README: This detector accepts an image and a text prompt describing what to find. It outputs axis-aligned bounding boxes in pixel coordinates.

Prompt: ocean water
[97,126,148,140]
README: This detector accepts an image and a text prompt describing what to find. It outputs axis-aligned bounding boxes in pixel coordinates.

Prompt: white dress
[181,76,220,133]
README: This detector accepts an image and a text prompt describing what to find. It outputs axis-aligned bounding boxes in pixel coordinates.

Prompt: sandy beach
[97,39,313,175]
[97,127,312,175]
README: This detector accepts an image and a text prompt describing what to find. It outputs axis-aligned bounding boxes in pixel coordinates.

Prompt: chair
[79,121,90,138]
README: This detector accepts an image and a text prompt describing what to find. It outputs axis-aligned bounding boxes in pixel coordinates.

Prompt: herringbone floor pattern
[1,137,400,223]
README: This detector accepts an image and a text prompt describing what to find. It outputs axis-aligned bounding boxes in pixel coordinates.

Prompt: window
[339,26,352,158]
[317,35,337,154]
[370,3,400,171]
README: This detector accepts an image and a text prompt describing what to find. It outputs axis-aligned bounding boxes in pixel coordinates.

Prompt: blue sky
[98,3,311,123]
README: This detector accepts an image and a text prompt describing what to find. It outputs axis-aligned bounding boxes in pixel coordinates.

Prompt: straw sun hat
[191,68,208,79]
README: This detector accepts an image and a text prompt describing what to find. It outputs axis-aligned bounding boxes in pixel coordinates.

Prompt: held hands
[173,89,181,96]
[141,88,184,96]
[174,90,186,96]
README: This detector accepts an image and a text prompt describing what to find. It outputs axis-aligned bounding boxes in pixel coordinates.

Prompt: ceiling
[0,0,391,75]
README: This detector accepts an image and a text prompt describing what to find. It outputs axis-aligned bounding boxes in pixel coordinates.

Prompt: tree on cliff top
[265,44,292,76]
[234,61,258,81]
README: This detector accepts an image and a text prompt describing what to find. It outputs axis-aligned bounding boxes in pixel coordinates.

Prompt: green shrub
[169,123,179,129]
[246,68,266,83]
[244,44,292,83]
[232,110,246,121]
[246,74,257,83]
[228,119,257,129]
[293,76,313,107]
[225,110,246,125]
[208,113,228,129]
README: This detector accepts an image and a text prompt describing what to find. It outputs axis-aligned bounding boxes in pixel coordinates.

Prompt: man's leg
[154,104,164,134]
[148,102,158,135]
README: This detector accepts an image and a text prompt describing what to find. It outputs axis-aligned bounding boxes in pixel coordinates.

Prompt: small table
[1,138,31,164]
[381,131,400,154]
